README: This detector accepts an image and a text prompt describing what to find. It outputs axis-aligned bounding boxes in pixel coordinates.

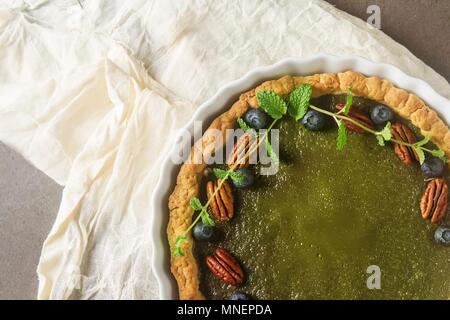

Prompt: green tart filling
[194,95,450,300]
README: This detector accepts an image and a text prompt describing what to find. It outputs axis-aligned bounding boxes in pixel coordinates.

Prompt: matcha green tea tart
[167,72,450,300]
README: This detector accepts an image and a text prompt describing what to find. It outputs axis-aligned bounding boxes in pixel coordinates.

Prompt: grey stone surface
[326,0,450,82]
[0,143,62,300]
[0,0,449,299]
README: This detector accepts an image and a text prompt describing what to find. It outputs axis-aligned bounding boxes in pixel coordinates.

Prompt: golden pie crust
[167,71,450,300]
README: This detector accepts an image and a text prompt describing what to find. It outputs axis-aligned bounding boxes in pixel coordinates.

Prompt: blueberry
[232,168,255,189]
[229,292,251,300]
[244,109,268,130]
[370,105,394,125]
[434,226,450,246]
[421,157,445,178]
[301,110,326,131]
[192,221,214,241]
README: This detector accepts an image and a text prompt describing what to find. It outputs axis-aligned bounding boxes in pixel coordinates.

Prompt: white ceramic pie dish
[150,54,450,300]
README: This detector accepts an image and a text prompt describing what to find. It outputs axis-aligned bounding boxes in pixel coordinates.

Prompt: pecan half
[228,133,258,169]
[420,178,448,223]
[391,122,419,165]
[335,103,374,133]
[206,248,244,286]
[206,179,234,221]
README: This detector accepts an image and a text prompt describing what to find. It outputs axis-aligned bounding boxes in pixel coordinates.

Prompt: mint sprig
[213,167,245,183]
[229,170,245,183]
[175,235,187,246]
[237,117,252,133]
[265,136,279,165]
[376,136,385,146]
[414,146,426,165]
[190,197,203,211]
[430,149,447,162]
[174,195,216,256]
[342,89,353,114]
[376,122,392,146]
[415,136,430,147]
[411,137,428,165]
[201,209,215,226]
[200,210,215,226]
[189,197,215,227]
[288,84,312,121]
[336,121,347,150]
[212,168,228,180]
[172,235,188,257]
[380,122,392,141]
[257,91,287,120]
[411,136,433,165]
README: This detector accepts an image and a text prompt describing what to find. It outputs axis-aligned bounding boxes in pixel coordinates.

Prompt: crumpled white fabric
[0,0,449,299]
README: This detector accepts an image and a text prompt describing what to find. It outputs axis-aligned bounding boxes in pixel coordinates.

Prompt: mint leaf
[237,117,251,133]
[229,170,245,183]
[430,149,445,158]
[172,246,184,257]
[265,136,279,165]
[288,84,312,121]
[257,91,287,120]
[415,136,430,147]
[412,136,432,164]
[201,209,215,226]
[237,118,257,138]
[173,235,188,256]
[414,146,426,165]
[376,135,385,146]
[214,167,244,184]
[175,235,187,246]
[336,121,347,151]
[190,197,203,211]
[379,122,392,141]
[212,168,229,180]
[430,149,447,162]
[375,122,391,146]
[343,89,353,114]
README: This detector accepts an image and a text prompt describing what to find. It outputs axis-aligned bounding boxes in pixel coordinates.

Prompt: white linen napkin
[0,0,449,299]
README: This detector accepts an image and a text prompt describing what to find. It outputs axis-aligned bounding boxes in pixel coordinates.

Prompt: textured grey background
[327,0,450,81]
[0,0,449,299]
